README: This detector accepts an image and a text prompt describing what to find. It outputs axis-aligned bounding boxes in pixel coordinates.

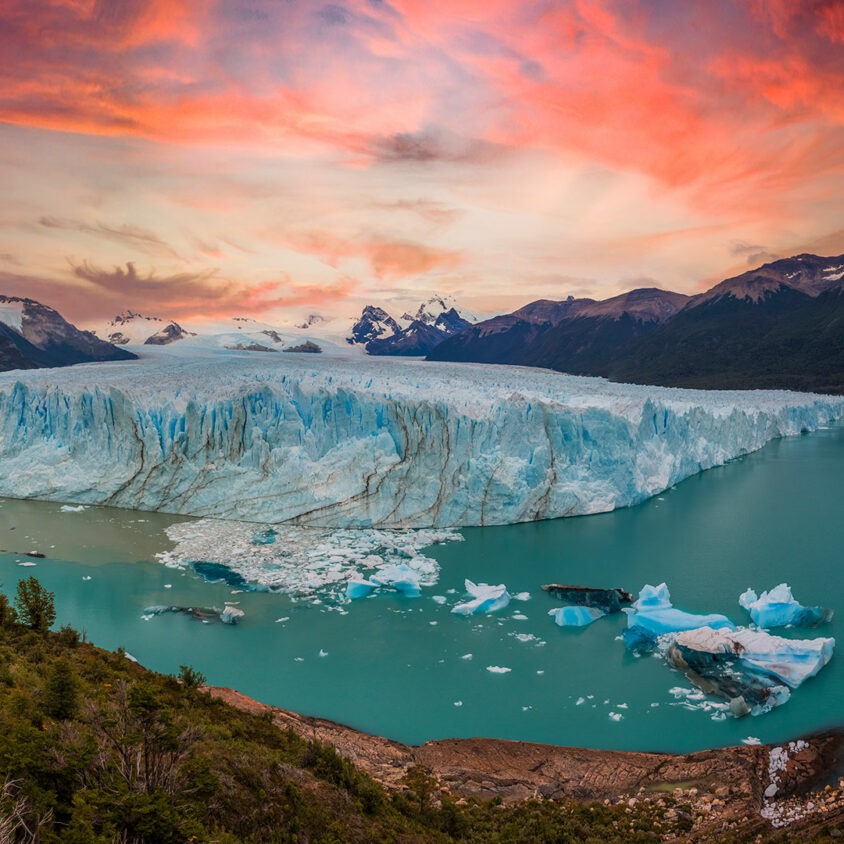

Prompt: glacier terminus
[0,346,842,528]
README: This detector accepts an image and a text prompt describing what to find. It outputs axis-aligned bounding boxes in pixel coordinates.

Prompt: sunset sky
[1,0,844,325]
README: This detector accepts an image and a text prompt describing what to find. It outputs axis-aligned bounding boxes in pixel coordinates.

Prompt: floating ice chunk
[82,576,92,581]
[633,582,672,610]
[608,712,623,722]
[432,595,447,605]
[742,736,762,746]
[319,649,328,657]
[219,605,245,624]
[575,696,585,705]
[512,613,528,620]
[543,584,633,614]
[666,626,834,716]
[275,617,290,623]
[739,584,832,629]
[453,701,463,707]
[60,504,87,513]
[370,564,422,597]
[513,592,531,601]
[452,580,510,616]
[548,606,606,627]
[486,665,511,674]
[17,562,37,567]
[460,653,473,660]
[346,578,377,600]
[623,583,734,652]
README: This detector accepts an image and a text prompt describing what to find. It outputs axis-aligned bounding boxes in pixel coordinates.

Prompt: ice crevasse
[0,352,841,528]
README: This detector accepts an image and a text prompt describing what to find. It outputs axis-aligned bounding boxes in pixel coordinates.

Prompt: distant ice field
[0,346,841,527]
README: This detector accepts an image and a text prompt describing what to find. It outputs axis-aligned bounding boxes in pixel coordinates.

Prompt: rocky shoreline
[209,685,844,839]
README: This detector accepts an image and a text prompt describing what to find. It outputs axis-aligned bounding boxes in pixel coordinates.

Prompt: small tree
[14,577,56,633]
[178,665,206,690]
[44,659,79,720]
[0,593,16,627]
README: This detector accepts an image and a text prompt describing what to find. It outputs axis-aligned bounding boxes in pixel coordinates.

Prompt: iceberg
[370,564,422,597]
[142,604,244,625]
[0,350,840,528]
[452,580,511,616]
[548,606,606,627]
[623,583,734,652]
[346,579,378,599]
[739,584,832,629]
[665,626,835,716]
[219,605,245,624]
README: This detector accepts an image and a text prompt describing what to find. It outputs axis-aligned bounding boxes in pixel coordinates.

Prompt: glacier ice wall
[0,350,841,528]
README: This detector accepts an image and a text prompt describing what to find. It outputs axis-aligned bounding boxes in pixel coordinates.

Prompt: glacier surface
[0,347,842,528]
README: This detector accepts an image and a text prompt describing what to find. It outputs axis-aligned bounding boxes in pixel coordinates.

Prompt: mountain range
[0,296,136,372]
[429,254,844,393]
[347,295,475,355]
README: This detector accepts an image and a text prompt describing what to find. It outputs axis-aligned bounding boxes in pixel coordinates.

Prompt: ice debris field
[0,348,842,528]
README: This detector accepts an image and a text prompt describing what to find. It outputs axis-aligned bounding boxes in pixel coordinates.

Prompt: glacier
[0,347,842,528]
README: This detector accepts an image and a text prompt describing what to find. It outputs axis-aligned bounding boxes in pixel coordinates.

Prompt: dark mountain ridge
[428,254,844,393]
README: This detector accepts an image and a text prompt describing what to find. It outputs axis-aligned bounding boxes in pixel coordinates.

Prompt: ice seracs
[739,583,832,629]
[0,351,841,528]
[452,580,511,616]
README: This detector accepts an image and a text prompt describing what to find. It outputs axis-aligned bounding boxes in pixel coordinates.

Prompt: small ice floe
[536,670,544,675]
[60,504,88,513]
[617,702,628,709]
[452,580,510,616]
[608,712,623,722]
[512,613,528,621]
[294,657,304,662]
[275,617,290,623]
[460,653,473,660]
[513,592,531,601]
[486,665,512,674]
[453,700,463,707]
[739,584,832,629]
[521,705,532,711]
[512,633,537,643]
[432,595,447,605]
[575,697,585,706]
[319,649,328,657]
[17,562,37,567]
[429,621,438,626]
[82,576,92,581]
[548,606,605,627]
[164,584,172,589]
[347,564,422,600]
[219,605,245,624]
[742,736,762,746]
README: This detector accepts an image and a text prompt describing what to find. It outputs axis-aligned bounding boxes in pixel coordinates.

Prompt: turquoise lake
[1,425,842,753]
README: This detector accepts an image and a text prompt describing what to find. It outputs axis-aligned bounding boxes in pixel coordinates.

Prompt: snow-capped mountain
[144,322,196,345]
[348,296,476,356]
[0,296,136,372]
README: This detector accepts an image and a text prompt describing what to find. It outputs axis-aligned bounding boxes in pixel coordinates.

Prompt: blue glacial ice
[452,580,511,616]
[739,583,832,629]
[623,583,735,652]
[0,349,841,528]
[346,564,422,599]
[548,606,606,627]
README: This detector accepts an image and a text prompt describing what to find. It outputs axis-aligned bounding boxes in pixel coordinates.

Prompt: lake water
[1,426,842,753]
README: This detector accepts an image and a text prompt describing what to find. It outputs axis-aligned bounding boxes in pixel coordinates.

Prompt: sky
[1,0,844,326]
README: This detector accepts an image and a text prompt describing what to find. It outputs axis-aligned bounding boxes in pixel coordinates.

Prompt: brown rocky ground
[209,686,844,840]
